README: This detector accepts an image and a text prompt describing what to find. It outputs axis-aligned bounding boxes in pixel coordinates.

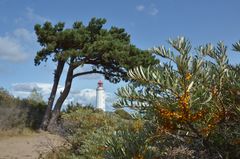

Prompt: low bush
[0,88,46,132]
[51,103,133,159]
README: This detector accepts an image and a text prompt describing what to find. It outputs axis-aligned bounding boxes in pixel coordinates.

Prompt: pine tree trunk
[47,65,74,132]
[40,60,65,130]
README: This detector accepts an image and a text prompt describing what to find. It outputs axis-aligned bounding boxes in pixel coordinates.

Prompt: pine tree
[34,18,159,131]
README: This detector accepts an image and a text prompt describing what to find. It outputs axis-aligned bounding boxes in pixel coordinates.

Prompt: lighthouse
[96,80,105,111]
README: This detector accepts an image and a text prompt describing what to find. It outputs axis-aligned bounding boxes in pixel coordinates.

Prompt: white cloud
[11,82,115,111]
[13,28,35,42]
[69,88,115,110]
[0,36,28,62]
[136,4,159,16]
[136,5,145,11]
[149,7,159,16]
[12,82,64,99]
[26,7,50,23]
[0,27,36,63]
[69,88,115,108]
[70,88,96,105]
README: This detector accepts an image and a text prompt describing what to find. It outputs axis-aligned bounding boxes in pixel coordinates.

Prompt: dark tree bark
[40,60,65,130]
[47,64,74,132]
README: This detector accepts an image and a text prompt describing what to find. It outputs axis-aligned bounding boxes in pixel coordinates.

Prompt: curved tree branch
[72,69,125,80]
[72,70,105,79]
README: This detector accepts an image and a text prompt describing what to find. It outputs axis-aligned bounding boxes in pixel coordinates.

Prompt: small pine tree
[28,88,44,104]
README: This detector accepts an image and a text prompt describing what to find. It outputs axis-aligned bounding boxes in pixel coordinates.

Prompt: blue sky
[0,0,240,110]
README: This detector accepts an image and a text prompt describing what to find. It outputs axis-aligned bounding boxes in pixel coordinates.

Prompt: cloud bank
[0,36,28,62]
[0,27,35,63]
[11,82,115,111]
[12,82,64,99]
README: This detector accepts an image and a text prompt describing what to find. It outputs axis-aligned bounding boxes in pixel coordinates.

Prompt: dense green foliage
[113,37,240,158]
[35,18,158,83]
[46,104,134,159]
[0,88,46,131]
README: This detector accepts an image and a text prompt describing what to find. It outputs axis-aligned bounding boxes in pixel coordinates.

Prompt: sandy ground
[0,132,66,159]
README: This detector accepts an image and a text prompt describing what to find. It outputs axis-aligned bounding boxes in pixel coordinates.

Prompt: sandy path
[0,132,66,159]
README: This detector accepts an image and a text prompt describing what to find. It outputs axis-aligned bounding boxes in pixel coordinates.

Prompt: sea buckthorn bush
[112,37,240,158]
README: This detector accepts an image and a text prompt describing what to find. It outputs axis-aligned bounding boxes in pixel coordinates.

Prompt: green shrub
[105,121,159,159]
[0,87,46,131]
[56,103,132,159]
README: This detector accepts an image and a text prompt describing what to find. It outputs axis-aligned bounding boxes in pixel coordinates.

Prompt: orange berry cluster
[155,91,207,131]
[185,72,192,81]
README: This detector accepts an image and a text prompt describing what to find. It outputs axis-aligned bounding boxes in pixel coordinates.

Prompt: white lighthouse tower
[96,80,105,111]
